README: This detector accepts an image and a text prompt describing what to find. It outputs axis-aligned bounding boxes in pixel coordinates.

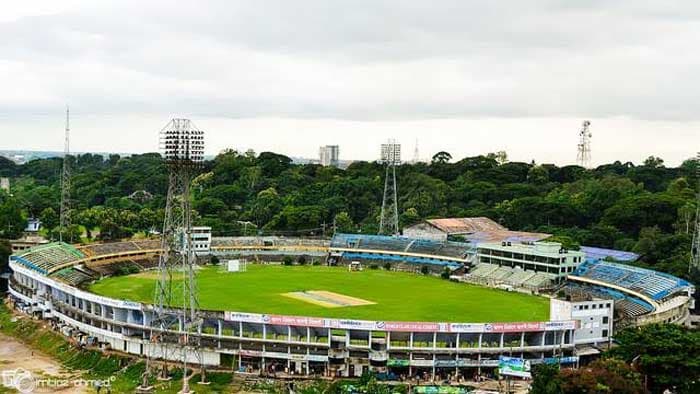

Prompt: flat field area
[88,265,549,322]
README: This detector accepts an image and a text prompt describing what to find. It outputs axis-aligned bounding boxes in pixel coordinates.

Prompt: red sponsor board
[384,321,440,332]
[269,315,324,327]
[487,322,544,333]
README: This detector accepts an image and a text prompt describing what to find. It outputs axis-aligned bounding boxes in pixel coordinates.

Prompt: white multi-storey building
[476,242,585,281]
[319,145,340,167]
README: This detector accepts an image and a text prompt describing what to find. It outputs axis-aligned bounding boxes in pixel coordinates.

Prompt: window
[602,316,609,324]
[602,329,608,338]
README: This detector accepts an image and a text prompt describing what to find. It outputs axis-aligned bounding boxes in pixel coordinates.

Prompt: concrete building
[476,241,585,281]
[0,177,9,193]
[191,226,212,255]
[25,218,41,233]
[318,145,340,167]
[550,298,613,347]
[380,140,401,165]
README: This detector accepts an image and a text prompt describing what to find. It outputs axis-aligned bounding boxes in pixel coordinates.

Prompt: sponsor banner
[239,349,262,357]
[544,321,577,331]
[434,359,479,368]
[331,319,381,330]
[530,356,579,365]
[307,354,329,362]
[385,322,440,332]
[269,315,325,327]
[224,312,265,324]
[263,351,289,360]
[486,322,544,333]
[414,386,471,394]
[448,323,485,333]
[387,359,410,367]
[410,359,435,367]
[498,356,532,378]
[480,359,500,367]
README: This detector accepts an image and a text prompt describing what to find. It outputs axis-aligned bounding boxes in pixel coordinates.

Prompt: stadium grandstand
[565,260,695,326]
[578,246,639,263]
[329,233,470,271]
[6,235,696,381]
[11,242,85,274]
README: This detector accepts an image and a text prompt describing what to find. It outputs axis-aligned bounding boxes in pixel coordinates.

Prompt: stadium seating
[14,242,86,274]
[82,240,161,256]
[573,260,692,301]
[51,267,96,286]
[561,282,654,317]
[212,237,329,248]
[467,263,554,289]
[331,233,470,259]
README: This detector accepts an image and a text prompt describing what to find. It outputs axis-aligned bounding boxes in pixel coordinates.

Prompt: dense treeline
[0,150,698,280]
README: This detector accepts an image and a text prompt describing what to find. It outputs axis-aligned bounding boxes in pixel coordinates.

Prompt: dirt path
[0,332,89,393]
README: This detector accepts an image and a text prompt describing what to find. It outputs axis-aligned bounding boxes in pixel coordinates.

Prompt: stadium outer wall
[8,259,578,379]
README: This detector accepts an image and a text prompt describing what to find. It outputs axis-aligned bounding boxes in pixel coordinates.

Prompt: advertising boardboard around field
[498,356,532,379]
[222,310,575,333]
[414,386,472,394]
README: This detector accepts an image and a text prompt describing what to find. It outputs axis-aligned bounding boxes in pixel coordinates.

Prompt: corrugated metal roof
[422,217,550,244]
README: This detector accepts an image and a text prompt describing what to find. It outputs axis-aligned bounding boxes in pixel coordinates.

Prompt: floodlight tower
[379,139,400,236]
[576,120,592,168]
[690,152,700,274]
[59,106,71,242]
[142,119,205,394]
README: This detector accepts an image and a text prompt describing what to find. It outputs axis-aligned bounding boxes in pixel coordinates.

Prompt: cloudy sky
[1,1,698,165]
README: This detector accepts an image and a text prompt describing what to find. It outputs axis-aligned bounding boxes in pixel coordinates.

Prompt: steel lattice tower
[379,140,400,236]
[690,152,700,274]
[576,120,592,168]
[141,119,205,394]
[59,106,72,242]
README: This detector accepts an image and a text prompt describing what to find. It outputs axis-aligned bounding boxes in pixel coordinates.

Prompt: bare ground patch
[282,290,375,308]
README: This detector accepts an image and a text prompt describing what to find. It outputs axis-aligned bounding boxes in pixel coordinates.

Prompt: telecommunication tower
[59,106,72,242]
[690,152,700,274]
[576,120,592,168]
[141,119,205,394]
[412,138,420,164]
[379,139,400,236]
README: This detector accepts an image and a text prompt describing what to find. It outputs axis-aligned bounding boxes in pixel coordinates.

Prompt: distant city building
[0,177,9,193]
[319,145,340,167]
[380,139,401,165]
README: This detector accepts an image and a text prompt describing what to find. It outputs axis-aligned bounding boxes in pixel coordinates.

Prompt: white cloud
[0,1,698,165]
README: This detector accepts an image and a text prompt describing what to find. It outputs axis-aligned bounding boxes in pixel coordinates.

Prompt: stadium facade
[6,234,695,379]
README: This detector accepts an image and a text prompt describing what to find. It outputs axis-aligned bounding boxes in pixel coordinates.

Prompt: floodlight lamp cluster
[159,118,205,165]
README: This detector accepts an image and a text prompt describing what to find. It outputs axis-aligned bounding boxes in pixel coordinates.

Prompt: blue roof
[580,246,639,262]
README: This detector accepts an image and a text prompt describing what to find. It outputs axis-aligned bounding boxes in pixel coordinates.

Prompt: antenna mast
[690,152,700,274]
[576,120,592,168]
[412,138,420,164]
[59,106,71,242]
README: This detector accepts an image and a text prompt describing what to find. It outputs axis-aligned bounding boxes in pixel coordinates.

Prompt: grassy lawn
[89,265,549,323]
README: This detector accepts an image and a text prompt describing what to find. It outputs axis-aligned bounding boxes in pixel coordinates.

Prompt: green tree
[431,151,452,164]
[530,362,562,394]
[608,324,700,393]
[333,211,354,233]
